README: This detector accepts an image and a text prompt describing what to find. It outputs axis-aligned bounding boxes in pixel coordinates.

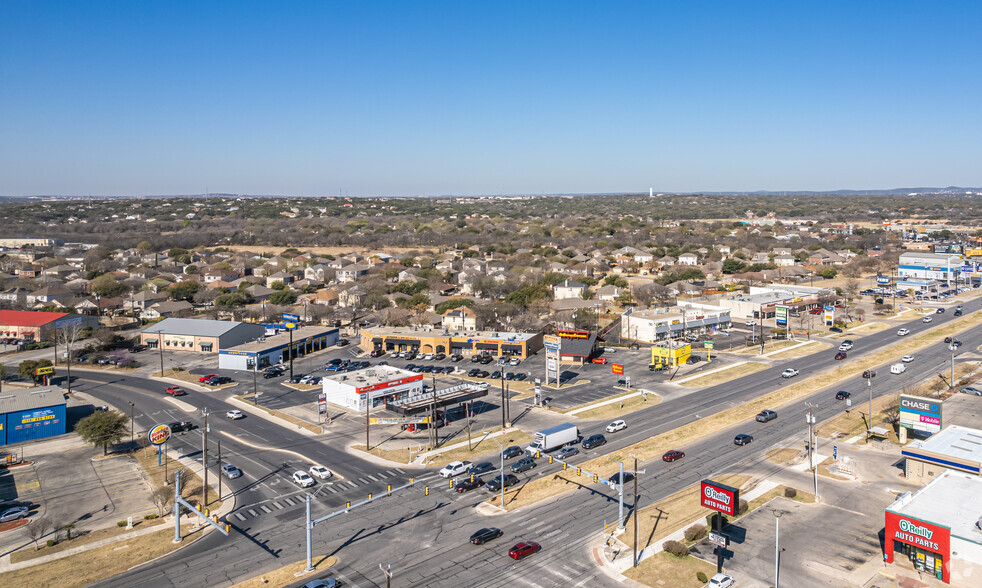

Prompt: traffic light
[449,479,454,489]
[548,456,553,464]
[424,486,430,496]
[562,462,568,471]
[387,484,391,496]
[536,451,541,459]
[593,474,599,483]
[576,467,581,476]
[470,474,475,483]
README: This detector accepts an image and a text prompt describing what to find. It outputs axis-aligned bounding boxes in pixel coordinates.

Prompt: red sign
[700,480,739,516]
[884,511,950,583]
[356,374,424,394]
[612,364,623,375]
[558,330,589,339]
[148,423,172,446]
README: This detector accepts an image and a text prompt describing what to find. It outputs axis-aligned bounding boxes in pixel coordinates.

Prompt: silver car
[0,506,29,523]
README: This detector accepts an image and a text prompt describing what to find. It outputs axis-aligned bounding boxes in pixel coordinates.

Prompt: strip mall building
[884,470,982,584]
[359,326,542,359]
[321,365,424,411]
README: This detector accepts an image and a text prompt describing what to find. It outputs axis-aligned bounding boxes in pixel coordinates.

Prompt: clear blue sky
[1,1,980,196]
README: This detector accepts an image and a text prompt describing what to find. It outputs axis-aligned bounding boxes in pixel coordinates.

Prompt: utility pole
[202,408,209,507]
[128,402,135,442]
[864,369,875,441]
[617,461,625,532]
[217,439,222,502]
[633,456,639,567]
[380,563,392,588]
[775,511,782,588]
[253,361,259,406]
[466,401,473,451]
[365,393,371,451]
[950,343,956,388]
[157,329,165,376]
[500,371,506,429]
[505,381,511,427]
[805,404,818,501]
[288,326,294,381]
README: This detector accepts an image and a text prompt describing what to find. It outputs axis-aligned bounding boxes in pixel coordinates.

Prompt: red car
[165,386,186,396]
[834,352,847,360]
[508,541,540,560]
[198,374,219,382]
[455,478,484,493]
[591,357,608,365]
[808,308,822,315]
[662,450,685,462]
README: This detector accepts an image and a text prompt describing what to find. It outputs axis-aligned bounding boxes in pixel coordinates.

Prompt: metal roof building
[0,386,67,446]
[139,318,265,353]
[903,425,982,483]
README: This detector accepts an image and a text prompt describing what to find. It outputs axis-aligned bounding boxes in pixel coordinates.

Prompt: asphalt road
[79,296,982,586]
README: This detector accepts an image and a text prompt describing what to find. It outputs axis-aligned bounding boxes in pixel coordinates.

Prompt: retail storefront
[321,365,424,411]
[218,327,338,371]
[359,327,542,359]
[884,470,982,584]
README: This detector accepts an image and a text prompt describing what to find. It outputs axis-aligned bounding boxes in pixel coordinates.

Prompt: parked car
[514,372,528,381]
[485,474,520,492]
[221,464,242,479]
[292,471,315,488]
[309,465,333,480]
[130,344,147,353]
[709,573,735,588]
[555,446,579,460]
[591,357,608,364]
[781,368,799,378]
[508,541,541,560]
[455,477,484,492]
[511,456,537,473]
[198,374,219,382]
[469,527,503,545]
[835,390,851,400]
[469,461,496,476]
[165,386,186,396]
[582,434,606,450]
[508,357,521,366]
[755,410,777,423]
[897,328,910,336]
[467,368,480,377]
[264,367,284,378]
[168,421,193,433]
[662,450,685,462]
[733,434,754,446]
[829,326,843,333]
[0,506,29,523]
[606,420,627,433]
[226,409,245,420]
[439,461,472,478]
[891,363,906,374]
[370,349,385,357]
[961,386,982,396]
[204,376,232,385]
[336,339,349,346]
[435,353,446,360]
[450,354,463,362]
[501,445,523,460]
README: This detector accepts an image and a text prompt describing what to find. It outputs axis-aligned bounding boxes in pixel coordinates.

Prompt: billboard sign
[700,479,740,516]
[823,305,835,326]
[282,313,300,322]
[20,408,57,425]
[148,423,172,446]
[876,276,892,285]
[775,305,788,327]
[899,394,942,433]
[612,364,623,375]
[557,330,589,339]
[35,366,55,376]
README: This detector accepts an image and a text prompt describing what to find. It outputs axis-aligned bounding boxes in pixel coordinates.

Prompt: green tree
[722,259,747,274]
[136,241,154,255]
[214,291,254,309]
[540,273,568,287]
[74,410,129,455]
[603,275,629,288]
[364,291,392,311]
[18,359,53,384]
[819,268,838,279]
[504,283,552,307]
[269,280,286,291]
[169,280,202,302]
[91,274,126,298]
[434,298,475,314]
[269,289,297,305]
[168,247,191,263]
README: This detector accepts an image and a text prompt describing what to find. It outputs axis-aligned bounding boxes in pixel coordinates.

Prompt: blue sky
[1,1,980,196]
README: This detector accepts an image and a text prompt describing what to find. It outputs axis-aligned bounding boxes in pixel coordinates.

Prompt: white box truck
[526,423,578,457]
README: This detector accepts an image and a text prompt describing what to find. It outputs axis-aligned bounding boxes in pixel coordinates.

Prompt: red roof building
[0,310,98,342]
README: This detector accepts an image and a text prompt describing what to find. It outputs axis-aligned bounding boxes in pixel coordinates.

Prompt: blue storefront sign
[4,405,66,445]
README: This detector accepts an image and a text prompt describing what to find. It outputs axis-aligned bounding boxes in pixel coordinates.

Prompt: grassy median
[568,392,661,420]
[678,362,767,387]
[230,556,337,588]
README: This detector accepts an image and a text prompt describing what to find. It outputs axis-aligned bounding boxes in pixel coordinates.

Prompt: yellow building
[650,343,691,368]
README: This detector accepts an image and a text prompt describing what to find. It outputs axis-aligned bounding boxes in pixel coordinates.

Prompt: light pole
[492,437,505,508]
[616,461,625,532]
[774,510,784,588]
[380,563,392,588]
[156,329,165,377]
[805,404,818,501]
[128,402,135,442]
[201,408,209,507]
[863,369,875,441]
[949,343,957,388]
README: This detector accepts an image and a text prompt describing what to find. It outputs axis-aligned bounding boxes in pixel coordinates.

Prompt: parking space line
[366,474,379,482]
[234,513,246,521]
[260,505,272,514]
[284,498,296,506]
[248,509,258,517]
[357,477,369,484]
[273,502,284,510]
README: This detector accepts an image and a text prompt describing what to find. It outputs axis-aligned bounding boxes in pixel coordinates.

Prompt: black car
[204,376,232,386]
[734,434,754,446]
[470,527,503,545]
[370,349,385,357]
[480,356,494,365]
[501,445,523,460]
[442,366,455,374]
[936,308,945,314]
[835,390,851,400]
[515,373,528,381]
[455,477,484,492]
[511,456,537,473]
[607,472,635,486]
[486,474,520,492]
[491,371,502,379]
[290,374,305,383]
[337,339,349,346]
[471,355,484,363]
[450,354,463,362]
[829,326,843,333]
[168,421,193,433]
[582,434,607,450]
[469,461,496,476]
[477,370,490,378]
[130,344,147,353]
[467,368,480,377]
[434,353,446,360]
[954,309,963,316]
[504,372,515,380]
[263,368,284,379]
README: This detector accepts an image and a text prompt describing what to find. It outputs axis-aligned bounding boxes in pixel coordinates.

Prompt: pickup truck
[781,368,799,378]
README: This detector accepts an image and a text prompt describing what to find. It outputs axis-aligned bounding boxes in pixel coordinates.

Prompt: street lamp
[492,437,505,508]
[128,402,135,442]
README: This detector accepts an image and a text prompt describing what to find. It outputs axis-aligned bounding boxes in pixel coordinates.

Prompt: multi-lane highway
[84,296,980,586]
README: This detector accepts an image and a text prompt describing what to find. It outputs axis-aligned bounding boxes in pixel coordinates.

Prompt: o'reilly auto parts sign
[701,479,740,516]
[899,394,942,434]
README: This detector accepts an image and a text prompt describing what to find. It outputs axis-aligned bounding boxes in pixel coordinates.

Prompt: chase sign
[899,394,942,434]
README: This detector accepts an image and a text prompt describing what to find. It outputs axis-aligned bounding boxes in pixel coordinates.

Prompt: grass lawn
[232,394,322,434]
[678,362,767,387]
[567,392,661,419]
[11,520,159,563]
[488,309,982,512]
[768,340,831,359]
[133,446,223,510]
[0,524,202,586]
[352,429,532,467]
[765,448,803,465]
[733,339,798,354]
[231,556,337,588]
[624,551,716,588]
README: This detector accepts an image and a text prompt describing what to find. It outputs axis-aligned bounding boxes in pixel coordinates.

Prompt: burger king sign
[148,423,172,446]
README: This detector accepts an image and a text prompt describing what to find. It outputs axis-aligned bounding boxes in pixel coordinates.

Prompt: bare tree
[151,486,172,517]
[57,320,86,395]
[24,515,52,550]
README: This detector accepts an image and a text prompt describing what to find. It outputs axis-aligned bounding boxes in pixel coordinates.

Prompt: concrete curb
[566,390,655,416]
[227,395,321,437]
[672,361,749,385]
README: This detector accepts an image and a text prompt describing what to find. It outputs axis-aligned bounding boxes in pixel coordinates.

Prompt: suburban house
[441,306,480,332]
[552,280,587,300]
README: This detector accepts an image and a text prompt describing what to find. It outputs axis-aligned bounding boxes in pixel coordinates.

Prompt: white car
[838,342,853,351]
[890,363,906,374]
[923,316,933,323]
[423,353,434,360]
[897,328,910,336]
[902,355,914,363]
[293,471,315,488]
[508,357,522,366]
[709,573,734,588]
[309,465,333,480]
[439,460,472,478]
[781,368,799,378]
[226,410,244,420]
[606,420,627,433]
[603,347,616,353]
[746,320,757,327]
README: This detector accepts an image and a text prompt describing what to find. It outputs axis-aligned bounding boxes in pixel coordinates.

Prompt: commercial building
[552,329,601,366]
[359,326,543,359]
[715,285,827,323]
[0,310,99,342]
[321,365,424,411]
[621,303,731,343]
[650,342,692,368]
[0,386,67,446]
[884,470,982,584]
[139,318,265,353]
[902,425,981,484]
[218,326,339,371]
[898,252,965,282]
